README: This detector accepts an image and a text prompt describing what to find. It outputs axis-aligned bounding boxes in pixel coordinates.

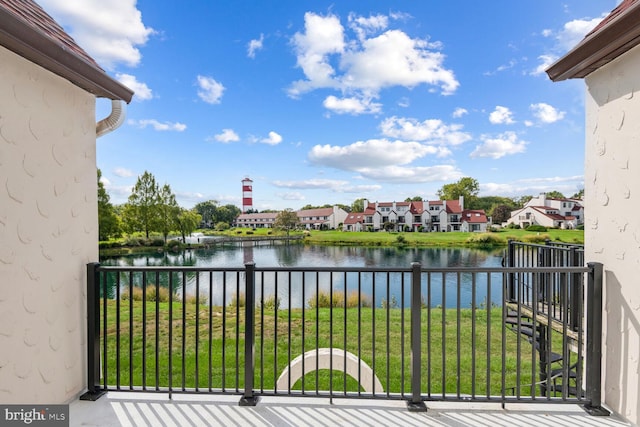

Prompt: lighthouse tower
[242,177,253,213]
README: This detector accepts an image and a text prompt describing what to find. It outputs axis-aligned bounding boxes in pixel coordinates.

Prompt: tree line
[98,170,240,241]
[99,172,583,241]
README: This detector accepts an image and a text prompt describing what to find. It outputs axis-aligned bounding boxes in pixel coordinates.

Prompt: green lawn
[102,299,576,397]
[207,227,583,247]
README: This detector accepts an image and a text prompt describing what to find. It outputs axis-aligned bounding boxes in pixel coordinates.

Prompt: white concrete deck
[70,392,634,427]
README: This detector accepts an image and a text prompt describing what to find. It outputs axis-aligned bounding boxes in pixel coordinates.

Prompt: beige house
[235,212,278,228]
[296,206,348,230]
[0,0,132,404]
[547,0,640,424]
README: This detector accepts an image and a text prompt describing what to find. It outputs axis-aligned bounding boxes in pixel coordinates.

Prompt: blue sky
[40,1,616,210]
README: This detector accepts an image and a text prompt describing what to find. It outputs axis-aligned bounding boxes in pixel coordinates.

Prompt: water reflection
[100,244,505,308]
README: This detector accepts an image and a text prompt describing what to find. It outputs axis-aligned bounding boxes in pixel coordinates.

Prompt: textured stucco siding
[0,46,97,403]
[584,43,640,425]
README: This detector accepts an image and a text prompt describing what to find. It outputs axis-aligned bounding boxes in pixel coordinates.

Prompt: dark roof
[0,0,133,102]
[546,0,640,81]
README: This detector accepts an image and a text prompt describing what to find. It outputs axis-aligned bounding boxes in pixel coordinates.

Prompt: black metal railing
[81,253,607,414]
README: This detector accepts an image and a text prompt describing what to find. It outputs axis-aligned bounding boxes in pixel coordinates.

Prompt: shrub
[465,233,505,246]
[167,239,181,250]
[229,292,245,308]
[121,285,170,302]
[522,233,550,243]
[396,234,406,244]
[526,225,547,232]
[246,230,254,235]
[216,222,230,231]
[260,294,280,310]
[307,290,371,308]
[148,237,165,247]
[381,295,398,309]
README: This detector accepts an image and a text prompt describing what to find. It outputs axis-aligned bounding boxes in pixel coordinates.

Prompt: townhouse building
[343,197,490,232]
[507,193,584,229]
[235,206,348,230]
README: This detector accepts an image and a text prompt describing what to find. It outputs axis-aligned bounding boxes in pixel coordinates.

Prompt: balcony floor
[70,392,633,427]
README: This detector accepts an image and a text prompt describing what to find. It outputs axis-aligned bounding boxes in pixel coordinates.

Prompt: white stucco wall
[0,46,98,403]
[584,43,640,425]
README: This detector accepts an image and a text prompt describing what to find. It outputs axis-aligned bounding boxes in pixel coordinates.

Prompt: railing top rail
[93,264,590,274]
[509,240,584,251]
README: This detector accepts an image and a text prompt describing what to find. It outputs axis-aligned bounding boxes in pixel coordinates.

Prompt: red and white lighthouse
[242,177,253,213]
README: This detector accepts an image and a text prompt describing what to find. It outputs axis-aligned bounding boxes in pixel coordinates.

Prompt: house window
[431,216,439,222]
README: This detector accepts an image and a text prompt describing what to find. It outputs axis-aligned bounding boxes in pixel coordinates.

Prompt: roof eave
[0,7,133,103]
[546,3,640,82]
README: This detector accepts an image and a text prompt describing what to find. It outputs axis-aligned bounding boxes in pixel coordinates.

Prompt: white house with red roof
[507,193,584,229]
[344,196,489,232]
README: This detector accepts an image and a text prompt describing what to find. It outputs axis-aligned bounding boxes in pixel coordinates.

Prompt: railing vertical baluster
[408,262,426,411]
[142,271,147,391]
[240,262,259,406]
[507,240,515,301]
[583,262,609,416]
[80,262,105,400]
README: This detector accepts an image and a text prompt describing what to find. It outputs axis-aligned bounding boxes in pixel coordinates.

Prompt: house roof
[236,213,277,220]
[462,210,488,224]
[546,0,640,81]
[344,213,365,224]
[297,207,334,217]
[0,0,133,102]
[445,200,462,214]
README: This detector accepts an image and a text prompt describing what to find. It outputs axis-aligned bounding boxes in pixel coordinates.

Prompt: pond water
[100,243,506,308]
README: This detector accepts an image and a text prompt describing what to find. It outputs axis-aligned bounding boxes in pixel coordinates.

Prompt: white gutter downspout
[96,99,126,138]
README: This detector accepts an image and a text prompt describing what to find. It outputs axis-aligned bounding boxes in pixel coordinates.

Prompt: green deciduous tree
[176,208,202,242]
[97,169,120,241]
[404,196,423,202]
[157,183,179,243]
[194,200,218,228]
[490,204,514,224]
[436,177,480,207]
[545,190,566,199]
[274,209,299,237]
[351,198,365,213]
[124,171,160,238]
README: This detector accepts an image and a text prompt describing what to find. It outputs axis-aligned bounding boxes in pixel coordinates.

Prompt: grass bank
[102,299,573,396]
[99,227,583,257]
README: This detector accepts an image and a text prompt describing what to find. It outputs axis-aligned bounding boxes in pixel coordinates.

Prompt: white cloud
[99,176,110,186]
[289,12,345,96]
[38,0,154,69]
[278,192,306,201]
[247,33,264,58]
[348,13,389,41]
[357,165,464,183]
[532,54,557,76]
[470,132,527,159]
[533,14,605,75]
[556,16,604,51]
[213,129,240,143]
[309,139,440,171]
[481,175,584,197]
[116,73,152,101]
[380,116,471,146]
[323,95,382,115]
[261,131,283,145]
[197,75,225,104]
[272,179,382,193]
[489,106,515,125]
[340,29,458,94]
[113,167,134,178]
[130,119,187,132]
[530,102,565,124]
[452,108,468,118]
[289,12,458,111]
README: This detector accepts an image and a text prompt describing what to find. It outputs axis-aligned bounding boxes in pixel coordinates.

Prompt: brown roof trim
[546,1,640,81]
[0,6,133,102]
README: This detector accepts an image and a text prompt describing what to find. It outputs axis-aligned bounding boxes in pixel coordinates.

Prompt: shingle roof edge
[0,5,133,102]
